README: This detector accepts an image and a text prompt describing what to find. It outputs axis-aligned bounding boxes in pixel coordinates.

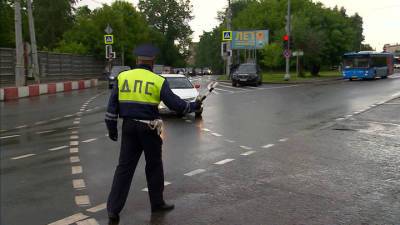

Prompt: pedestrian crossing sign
[222,31,232,41]
[104,35,114,44]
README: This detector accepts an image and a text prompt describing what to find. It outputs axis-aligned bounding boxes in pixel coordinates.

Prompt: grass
[218,70,342,83]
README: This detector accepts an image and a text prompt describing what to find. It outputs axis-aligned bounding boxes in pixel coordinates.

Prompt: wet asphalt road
[1,74,400,225]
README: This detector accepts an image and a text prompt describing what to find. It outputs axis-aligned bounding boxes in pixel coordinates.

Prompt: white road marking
[240,145,252,150]
[48,145,68,151]
[35,121,46,125]
[214,88,234,93]
[50,117,61,121]
[184,169,206,176]
[76,218,99,225]
[336,118,345,121]
[0,134,20,139]
[218,83,247,91]
[72,166,82,174]
[73,179,86,189]
[12,154,35,160]
[68,126,79,130]
[70,135,79,140]
[0,129,7,132]
[86,109,92,112]
[260,85,299,90]
[211,132,222,137]
[47,213,89,225]
[70,156,80,163]
[70,147,79,153]
[383,102,400,105]
[64,114,74,118]
[224,139,235,143]
[70,141,79,146]
[142,182,171,192]
[202,128,210,132]
[71,131,78,134]
[75,195,91,206]
[36,130,56,134]
[262,144,274,149]
[240,151,256,156]
[15,125,28,129]
[213,90,220,95]
[82,138,97,143]
[345,115,352,118]
[214,158,235,165]
[86,203,106,213]
[185,119,192,123]
[279,138,288,142]
[73,121,80,124]
[391,92,400,97]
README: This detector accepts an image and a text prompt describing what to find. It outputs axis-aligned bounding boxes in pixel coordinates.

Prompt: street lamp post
[284,0,291,81]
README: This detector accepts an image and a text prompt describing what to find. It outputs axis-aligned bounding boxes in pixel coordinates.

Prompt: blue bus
[342,51,394,80]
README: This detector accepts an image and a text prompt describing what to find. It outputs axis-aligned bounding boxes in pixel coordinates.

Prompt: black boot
[108,212,120,224]
[151,203,175,213]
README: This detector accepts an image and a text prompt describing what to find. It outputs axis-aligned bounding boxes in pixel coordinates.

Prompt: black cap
[133,44,159,58]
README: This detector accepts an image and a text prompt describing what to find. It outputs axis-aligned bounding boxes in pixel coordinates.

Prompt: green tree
[0,0,15,47]
[195,28,224,74]
[138,0,193,66]
[33,0,77,49]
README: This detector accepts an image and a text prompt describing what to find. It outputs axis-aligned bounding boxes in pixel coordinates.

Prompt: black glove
[108,129,118,141]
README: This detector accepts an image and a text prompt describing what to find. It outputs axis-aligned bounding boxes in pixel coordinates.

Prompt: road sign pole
[284,0,291,81]
[226,0,232,78]
[14,0,25,86]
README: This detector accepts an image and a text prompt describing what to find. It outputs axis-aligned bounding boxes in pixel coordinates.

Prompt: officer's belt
[132,119,163,135]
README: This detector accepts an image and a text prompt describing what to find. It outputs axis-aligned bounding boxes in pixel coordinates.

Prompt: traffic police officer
[105,44,202,223]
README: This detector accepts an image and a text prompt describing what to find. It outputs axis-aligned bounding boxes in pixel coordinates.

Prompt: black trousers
[107,119,165,214]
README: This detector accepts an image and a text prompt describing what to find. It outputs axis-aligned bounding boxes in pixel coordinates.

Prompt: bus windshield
[343,57,369,69]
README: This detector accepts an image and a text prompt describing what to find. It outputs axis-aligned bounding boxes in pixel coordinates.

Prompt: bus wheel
[381,75,388,79]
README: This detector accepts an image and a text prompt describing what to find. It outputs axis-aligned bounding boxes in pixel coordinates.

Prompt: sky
[77,0,400,50]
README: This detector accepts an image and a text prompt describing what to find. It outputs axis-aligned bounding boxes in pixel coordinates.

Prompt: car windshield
[237,64,256,73]
[166,77,194,89]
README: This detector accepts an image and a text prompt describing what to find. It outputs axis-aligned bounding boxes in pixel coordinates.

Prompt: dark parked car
[108,66,131,89]
[231,63,262,87]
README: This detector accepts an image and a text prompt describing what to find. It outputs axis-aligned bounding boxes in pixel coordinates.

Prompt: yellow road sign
[104,35,114,44]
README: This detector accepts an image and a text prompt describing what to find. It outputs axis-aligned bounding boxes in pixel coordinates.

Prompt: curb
[0,79,98,101]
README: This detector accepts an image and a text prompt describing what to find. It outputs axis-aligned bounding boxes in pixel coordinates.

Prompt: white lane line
[241,151,256,156]
[70,135,79,140]
[75,195,91,206]
[213,90,220,95]
[262,144,274,149]
[214,158,235,165]
[48,145,68,151]
[70,141,79,146]
[47,213,89,225]
[260,85,299,90]
[71,131,78,134]
[239,145,252,150]
[73,179,86,189]
[391,92,400,97]
[73,121,80,124]
[64,114,74,118]
[202,128,210,132]
[345,115,353,118]
[336,117,345,121]
[224,139,235,143]
[0,134,20,139]
[86,109,92,112]
[35,121,46,125]
[214,88,234,93]
[70,156,80,163]
[50,117,61,121]
[70,147,79,153]
[86,203,107,213]
[15,125,28,129]
[76,218,99,225]
[184,169,206,176]
[185,119,192,123]
[279,138,288,142]
[11,154,35,160]
[0,129,8,132]
[82,138,97,143]
[142,182,171,192]
[211,132,222,137]
[68,127,79,130]
[36,130,56,134]
[72,166,83,174]
[218,84,248,91]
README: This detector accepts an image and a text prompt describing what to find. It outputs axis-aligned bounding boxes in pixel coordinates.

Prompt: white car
[159,74,203,117]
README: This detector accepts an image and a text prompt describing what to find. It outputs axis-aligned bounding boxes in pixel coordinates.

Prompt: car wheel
[232,81,237,87]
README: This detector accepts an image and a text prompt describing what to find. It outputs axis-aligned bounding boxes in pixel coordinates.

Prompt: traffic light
[283,34,289,50]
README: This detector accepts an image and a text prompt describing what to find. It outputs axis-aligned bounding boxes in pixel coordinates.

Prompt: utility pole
[226,0,232,78]
[14,0,25,86]
[284,0,291,81]
[27,0,40,83]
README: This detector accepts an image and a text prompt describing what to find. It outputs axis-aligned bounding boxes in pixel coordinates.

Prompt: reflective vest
[118,69,165,105]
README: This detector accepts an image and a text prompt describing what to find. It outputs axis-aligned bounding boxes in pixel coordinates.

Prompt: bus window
[370,56,387,67]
